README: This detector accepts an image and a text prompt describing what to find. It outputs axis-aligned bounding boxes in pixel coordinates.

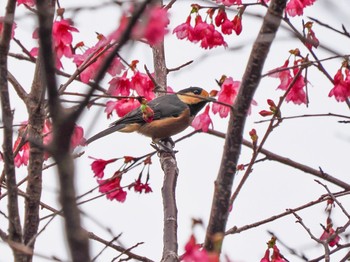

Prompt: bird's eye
[193,89,201,95]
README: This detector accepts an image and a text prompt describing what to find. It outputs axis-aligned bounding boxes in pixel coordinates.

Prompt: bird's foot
[151,138,177,156]
[161,137,175,148]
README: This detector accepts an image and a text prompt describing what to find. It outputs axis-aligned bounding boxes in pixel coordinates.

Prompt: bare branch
[7,70,28,102]
[225,190,349,235]
[207,129,350,190]
[87,231,154,262]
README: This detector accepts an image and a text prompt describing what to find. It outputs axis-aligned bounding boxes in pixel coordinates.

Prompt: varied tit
[86,87,210,145]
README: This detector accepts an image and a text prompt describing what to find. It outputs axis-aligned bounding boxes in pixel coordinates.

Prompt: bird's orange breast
[137,108,191,140]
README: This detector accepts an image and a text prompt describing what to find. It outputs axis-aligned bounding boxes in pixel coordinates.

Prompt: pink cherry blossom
[141,6,169,46]
[221,19,235,35]
[269,60,293,90]
[214,9,227,27]
[232,15,243,35]
[31,19,78,69]
[271,60,307,103]
[174,15,227,49]
[52,19,78,59]
[90,157,118,178]
[98,176,127,202]
[111,6,169,46]
[133,179,153,193]
[271,245,287,262]
[71,125,86,149]
[192,15,210,42]
[192,105,213,132]
[212,77,240,118]
[286,0,317,17]
[108,71,131,96]
[173,16,194,40]
[131,71,155,100]
[285,72,307,104]
[328,68,350,102]
[182,234,211,262]
[105,98,140,118]
[260,249,270,262]
[73,38,124,83]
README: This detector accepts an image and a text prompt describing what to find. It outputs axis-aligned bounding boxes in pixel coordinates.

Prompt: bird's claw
[151,138,177,156]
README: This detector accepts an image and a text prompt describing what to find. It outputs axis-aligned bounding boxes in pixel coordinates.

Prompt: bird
[86,87,210,146]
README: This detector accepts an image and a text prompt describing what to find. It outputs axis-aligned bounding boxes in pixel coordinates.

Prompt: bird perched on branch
[86,87,210,146]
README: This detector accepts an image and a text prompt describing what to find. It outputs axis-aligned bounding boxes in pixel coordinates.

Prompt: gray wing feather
[86,124,127,144]
[87,94,187,144]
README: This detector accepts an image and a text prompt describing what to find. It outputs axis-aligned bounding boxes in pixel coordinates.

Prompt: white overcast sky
[1,0,350,261]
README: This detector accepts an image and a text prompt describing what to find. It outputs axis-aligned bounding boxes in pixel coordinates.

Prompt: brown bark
[0,0,25,261]
[204,0,288,253]
[22,55,46,258]
[152,21,179,262]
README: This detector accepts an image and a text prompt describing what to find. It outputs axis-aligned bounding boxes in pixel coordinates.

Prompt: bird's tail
[86,124,125,144]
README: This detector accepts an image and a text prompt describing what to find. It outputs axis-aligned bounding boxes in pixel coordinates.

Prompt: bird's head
[177,87,212,116]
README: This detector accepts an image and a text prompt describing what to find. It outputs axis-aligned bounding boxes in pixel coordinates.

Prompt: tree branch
[22,53,46,258]
[207,129,350,190]
[151,2,179,260]
[35,0,91,261]
[204,0,287,252]
[0,0,25,260]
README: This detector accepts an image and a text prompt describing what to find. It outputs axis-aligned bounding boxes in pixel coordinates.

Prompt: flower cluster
[192,75,256,132]
[108,5,169,46]
[173,14,227,49]
[28,4,168,75]
[173,4,244,49]
[73,34,124,83]
[214,8,243,35]
[30,18,79,69]
[13,120,85,168]
[90,156,153,202]
[132,6,170,46]
[268,51,307,105]
[105,61,159,118]
[173,0,318,49]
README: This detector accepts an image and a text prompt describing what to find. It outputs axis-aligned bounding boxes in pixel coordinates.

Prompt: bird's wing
[86,94,188,144]
[110,94,188,127]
